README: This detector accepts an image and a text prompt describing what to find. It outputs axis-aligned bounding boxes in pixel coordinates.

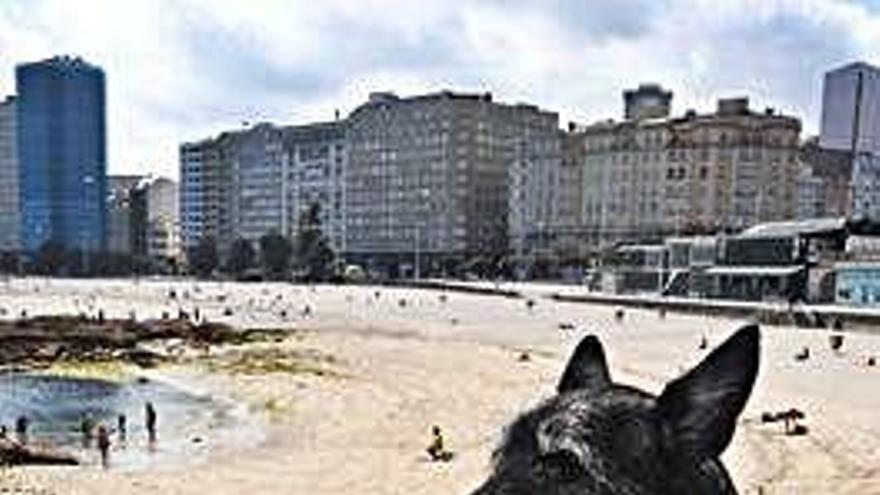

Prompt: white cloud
[2,0,880,179]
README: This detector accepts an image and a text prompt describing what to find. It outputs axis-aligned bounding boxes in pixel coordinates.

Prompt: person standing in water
[145,402,157,443]
[14,416,28,445]
[117,414,127,442]
[81,415,95,448]
[96,424,111,468]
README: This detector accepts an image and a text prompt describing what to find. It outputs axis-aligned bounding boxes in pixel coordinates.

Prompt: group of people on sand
[2,402,158,469]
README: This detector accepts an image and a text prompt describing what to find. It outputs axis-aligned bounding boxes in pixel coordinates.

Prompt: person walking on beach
[145,402,157,443]
[96,424,111,468]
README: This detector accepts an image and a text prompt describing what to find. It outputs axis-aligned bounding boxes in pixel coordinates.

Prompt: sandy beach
[1,277,879,494]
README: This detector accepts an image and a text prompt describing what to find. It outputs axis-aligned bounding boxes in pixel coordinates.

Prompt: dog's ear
[657,324,760,459]
[558,335,612,394]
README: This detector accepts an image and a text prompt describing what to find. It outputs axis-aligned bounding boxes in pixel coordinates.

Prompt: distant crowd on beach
[1,401,158,468]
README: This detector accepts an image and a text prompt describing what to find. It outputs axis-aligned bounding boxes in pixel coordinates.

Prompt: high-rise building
[818,62,880,219]
[219,124,288,250]
[505,107,562,264]
[180,121,346,261]
[820,62,880,154]
[554,129,588,259]
[180,139,222,252]
[578,96,800,245]
[0,96,19,253]
[16,56,106,254]
[344,90,559,277]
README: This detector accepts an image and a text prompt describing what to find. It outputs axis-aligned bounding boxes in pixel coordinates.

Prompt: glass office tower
[16,55,106,254]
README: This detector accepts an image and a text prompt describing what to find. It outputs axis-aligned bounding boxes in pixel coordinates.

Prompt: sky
[2,0,880,180]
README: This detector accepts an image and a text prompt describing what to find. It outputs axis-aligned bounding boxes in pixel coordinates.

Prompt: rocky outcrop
[0,316,261,368]
[0,439,78,466]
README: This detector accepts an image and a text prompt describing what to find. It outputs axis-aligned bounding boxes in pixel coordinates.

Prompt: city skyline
[3,0,880,180]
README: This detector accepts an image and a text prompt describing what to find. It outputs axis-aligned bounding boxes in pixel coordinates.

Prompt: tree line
[188,202,336,281]
[0,203,337,281]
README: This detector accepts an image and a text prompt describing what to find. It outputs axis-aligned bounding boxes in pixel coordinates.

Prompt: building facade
[180,139,222,253]
[0,96,19,253]
[284,121,347,253]
[505,107,562,266]
[180,121,346,263]
[106,175,143,255]
[798,138,852,219]
[578,96,800,246]
[144,177,181,263]
[820,62,880,155]
[819,62,880,219]
[344,91,558,277]
[16,56,106,254]
[220,124,287,251]
[107,175,180,269]
[553,129,587,260]
[796,162,825,220]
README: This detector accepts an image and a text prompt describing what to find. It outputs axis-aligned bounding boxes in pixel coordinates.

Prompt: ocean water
[0,372,262,470]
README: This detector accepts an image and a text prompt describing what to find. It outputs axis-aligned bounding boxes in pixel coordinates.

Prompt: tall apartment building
[819,62,880,218]
[180,139,222,252]
[284,121,347,253]
[16,56,106,254]
[0,96,19,253]
[505,106,561,263]
[578,91,800,245]
[344,90,559,276]
[220,124,288,250]
[555,129,587,258]
[180,121,346,260]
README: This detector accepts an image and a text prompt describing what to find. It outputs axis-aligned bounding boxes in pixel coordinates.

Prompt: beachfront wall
[835,263,880,306]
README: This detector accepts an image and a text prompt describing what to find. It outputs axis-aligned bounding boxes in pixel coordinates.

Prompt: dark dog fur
[471,324,760,494]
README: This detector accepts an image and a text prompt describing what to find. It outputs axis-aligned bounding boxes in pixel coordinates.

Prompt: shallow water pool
[0,372,261,469]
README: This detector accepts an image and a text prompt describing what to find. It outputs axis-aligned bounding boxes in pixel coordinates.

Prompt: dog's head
[472,324,759,494]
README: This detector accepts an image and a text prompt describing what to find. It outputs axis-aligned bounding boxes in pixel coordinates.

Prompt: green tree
[259,231,292,280]
[294,203,336,281]
[188,236,219,278]
[224,237,256,279]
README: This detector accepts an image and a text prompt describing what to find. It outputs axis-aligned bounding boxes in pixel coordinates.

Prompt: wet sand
[1,278,879,494]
